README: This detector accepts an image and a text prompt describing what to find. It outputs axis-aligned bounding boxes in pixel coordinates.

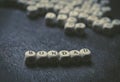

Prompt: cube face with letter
[75,23,86,36]
[48,50,59,66]
[36,51,48,66]
[64,22,75,36]
[57,14,68,27]
[70,50,81,65]
[80,48,91,62]
[45,12,56,27]
[25,50,36,66]
[59,50,70,66]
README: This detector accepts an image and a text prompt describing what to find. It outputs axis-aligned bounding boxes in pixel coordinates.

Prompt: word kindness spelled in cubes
[25,48,92,67]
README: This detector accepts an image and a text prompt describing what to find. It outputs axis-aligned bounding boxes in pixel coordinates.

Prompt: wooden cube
[75,23,86,36]
[69,11,79,18]
[80,48,91,62]
[87,15,98,27]
[64,22,75,35]
[59,50,70,66]
[36,51,48,66]
[92,20,104,33]
[53,4,64,14]
[70,50,81,65]
[25,50,36,66]
[78,13,89,23]
[45,12,56,26]
[48,50,59,66]
[66,17,77,23]
[27,5,39,19]
[102,23,114,35]
[57,14,67,27]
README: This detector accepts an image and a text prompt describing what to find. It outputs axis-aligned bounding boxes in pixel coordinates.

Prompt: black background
[0,0,120,82]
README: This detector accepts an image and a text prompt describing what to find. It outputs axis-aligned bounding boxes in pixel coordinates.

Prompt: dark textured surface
[0,1,120,82]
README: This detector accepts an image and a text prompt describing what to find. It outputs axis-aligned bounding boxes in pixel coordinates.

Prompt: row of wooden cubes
[25,48,92,67]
